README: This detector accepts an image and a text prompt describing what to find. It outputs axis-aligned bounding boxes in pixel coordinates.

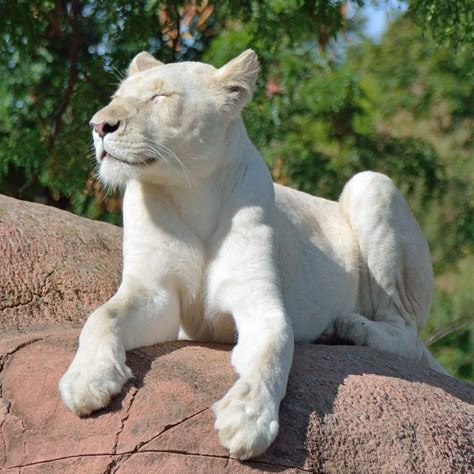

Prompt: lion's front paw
[334,313,369,346]
[59,351,132,416]
[212,379,279,460]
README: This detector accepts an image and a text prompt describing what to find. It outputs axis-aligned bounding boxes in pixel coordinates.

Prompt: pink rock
[0,194,121,333]
[0,195,472,472]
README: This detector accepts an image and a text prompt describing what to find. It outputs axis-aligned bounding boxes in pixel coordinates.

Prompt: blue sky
[361,1,407,39]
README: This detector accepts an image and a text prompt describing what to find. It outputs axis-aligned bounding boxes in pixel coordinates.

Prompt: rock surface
[0,195,473,473]
[0,194,121,333]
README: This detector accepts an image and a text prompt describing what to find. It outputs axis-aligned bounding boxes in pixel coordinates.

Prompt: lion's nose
[91,120,121,138]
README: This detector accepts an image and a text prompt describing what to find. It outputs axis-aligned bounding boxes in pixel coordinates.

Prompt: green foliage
[0,0,218,221]
[409,0,474,47]
[348,17,474,268]
[423,258,474,380]
[0,1,472,379]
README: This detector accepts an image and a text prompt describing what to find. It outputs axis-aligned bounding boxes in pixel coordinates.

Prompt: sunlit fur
[59,50,447,461]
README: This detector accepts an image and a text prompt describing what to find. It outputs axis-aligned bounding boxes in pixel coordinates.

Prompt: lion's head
[90,50,259,188]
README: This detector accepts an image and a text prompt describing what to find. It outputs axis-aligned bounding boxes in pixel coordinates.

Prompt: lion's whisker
[143,139,192,189]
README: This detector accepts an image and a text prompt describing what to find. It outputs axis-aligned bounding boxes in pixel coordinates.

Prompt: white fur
[60,50,447,460]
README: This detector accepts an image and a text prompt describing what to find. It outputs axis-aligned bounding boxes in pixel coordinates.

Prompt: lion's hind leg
[334,312,448,374]
[335,312,417,354]
[336,171,448,375]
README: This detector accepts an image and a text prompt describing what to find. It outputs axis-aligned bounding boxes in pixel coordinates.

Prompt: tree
[0,0,221,221]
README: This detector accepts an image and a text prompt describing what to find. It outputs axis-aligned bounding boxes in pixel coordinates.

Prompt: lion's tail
[418,338,451,376]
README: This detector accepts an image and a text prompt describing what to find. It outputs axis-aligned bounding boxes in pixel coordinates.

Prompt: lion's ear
[213,49,260,115]
[128,52,164,76]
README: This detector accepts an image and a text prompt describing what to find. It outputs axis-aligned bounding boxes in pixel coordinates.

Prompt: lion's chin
[98,155,152,188]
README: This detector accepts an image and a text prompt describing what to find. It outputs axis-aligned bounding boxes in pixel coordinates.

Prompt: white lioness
[60,50,446,459]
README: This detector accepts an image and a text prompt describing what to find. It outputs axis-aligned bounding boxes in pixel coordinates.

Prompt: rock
[0,194,122,333]
[0,332,472,473]
[0,195,473,473]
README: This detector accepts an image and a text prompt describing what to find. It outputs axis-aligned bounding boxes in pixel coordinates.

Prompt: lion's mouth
[101,151,154,167]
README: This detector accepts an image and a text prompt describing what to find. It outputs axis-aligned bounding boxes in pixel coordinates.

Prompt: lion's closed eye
[150,92,173,101]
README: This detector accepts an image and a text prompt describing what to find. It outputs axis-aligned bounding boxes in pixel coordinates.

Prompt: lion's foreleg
[59,277,180,416]
[208,211,294,460]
